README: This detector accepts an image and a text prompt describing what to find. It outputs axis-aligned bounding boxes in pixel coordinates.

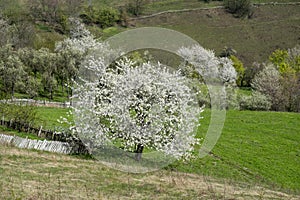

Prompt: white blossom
[178,45,237,84]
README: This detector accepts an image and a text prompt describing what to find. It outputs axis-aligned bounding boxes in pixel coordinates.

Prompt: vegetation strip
[132,6,224,20]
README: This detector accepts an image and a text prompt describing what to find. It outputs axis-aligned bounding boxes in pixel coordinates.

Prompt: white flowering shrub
[178,45,237,84]
[251,63,284,111]
[178,45,238,109]
[239,91,272,111]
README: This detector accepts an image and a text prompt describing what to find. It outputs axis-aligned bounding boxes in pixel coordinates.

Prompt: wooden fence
[0,99,71,108]
[0,119,89,155]
[0,134,72,154]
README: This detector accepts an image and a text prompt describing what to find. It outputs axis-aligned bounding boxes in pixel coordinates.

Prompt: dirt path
[131,2,300,20]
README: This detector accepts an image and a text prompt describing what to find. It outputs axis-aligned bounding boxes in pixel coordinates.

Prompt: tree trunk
[135,144,144,161]
[11,83,15,99]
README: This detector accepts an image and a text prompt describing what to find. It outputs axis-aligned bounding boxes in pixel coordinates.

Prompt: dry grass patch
[1,145,299,199]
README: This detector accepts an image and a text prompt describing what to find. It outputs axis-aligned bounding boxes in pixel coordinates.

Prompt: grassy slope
[1,145,299,199]
[2,107,298,194]
[135,4,300,67]
[35,107,71,130]
[188,110,300,193]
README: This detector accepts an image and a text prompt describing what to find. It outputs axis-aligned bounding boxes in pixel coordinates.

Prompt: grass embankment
[35,107,71,130]
[190,110,300,193]
[1,107,299,196]
[135,4,300,67]
[1,144,299,199]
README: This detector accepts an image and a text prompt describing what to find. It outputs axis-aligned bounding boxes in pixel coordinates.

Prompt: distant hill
[135,4,300,67]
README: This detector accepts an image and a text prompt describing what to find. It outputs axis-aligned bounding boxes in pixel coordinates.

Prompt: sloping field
[1,108,300,199]
[0,145,299,200]
[135,4,300,67]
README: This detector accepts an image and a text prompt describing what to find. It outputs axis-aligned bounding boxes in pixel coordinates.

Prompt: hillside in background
[135,4,300,67]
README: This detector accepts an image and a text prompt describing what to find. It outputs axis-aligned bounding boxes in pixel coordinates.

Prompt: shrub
[251,64,284,111]
[230,55,245,87]
[0,103,37,129]
[224,0,253,18]
[239,91,271,111]
[96,7,120,28]
[80,7,120,28]
[126,0,147,16]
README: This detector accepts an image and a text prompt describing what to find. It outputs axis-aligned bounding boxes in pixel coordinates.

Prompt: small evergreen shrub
[224,0,253,18]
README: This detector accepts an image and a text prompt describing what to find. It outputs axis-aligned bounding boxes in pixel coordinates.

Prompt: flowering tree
[64,20,202,161]
[251,63,283,111]
[74,57,202,161]
[178,45,237,85]
[178,45,238,109]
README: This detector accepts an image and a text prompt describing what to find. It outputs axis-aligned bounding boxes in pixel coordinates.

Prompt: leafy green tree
[0,45,26,98]
[96,7,120,28]
[34,48,58,99]
[269,49,291,74]
[269,46,300,75]
[230,55,245,87]
[126,0,148,16]
[224,0,253,18]
[0,103,37,129]
[80,6,120,28]
[0,17,15,46]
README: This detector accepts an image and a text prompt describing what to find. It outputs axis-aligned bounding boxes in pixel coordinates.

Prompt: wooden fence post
[38,126,43,137]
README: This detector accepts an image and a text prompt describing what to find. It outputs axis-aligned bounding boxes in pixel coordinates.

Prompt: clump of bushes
[224,0,253,18]
[0,103,37,129]
[239,91,271,111]
[80,7,120,28]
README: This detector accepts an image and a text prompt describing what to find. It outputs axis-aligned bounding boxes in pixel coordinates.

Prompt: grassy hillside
[190,110,300,193]
[135,4,300,67]
[2,107,299,194]
[1,144,299,199]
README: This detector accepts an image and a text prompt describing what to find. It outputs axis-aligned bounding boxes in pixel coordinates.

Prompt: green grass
[35,107,72,130]
[102,26,127,40]
[143,0,222,15]
[88,0,300,16]
[186,109,300,193]
[135,4,300,67]
[238,87,252,96]
[27,107,300,193]
[0,126,42,140]
[1,144,298,199]
[1,107,300,198]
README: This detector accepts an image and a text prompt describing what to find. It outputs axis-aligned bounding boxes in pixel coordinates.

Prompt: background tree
[178,45,238,109]
[40,49,58,100]
[224,0,253,18]
[126,0,148,16]
[0,18,15,46]
[243,62,264,87]
[0,45,26,98]
[27,0,62,28]
[251,64,284,111]
[230,55,245,87]
[268,46,300,111]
